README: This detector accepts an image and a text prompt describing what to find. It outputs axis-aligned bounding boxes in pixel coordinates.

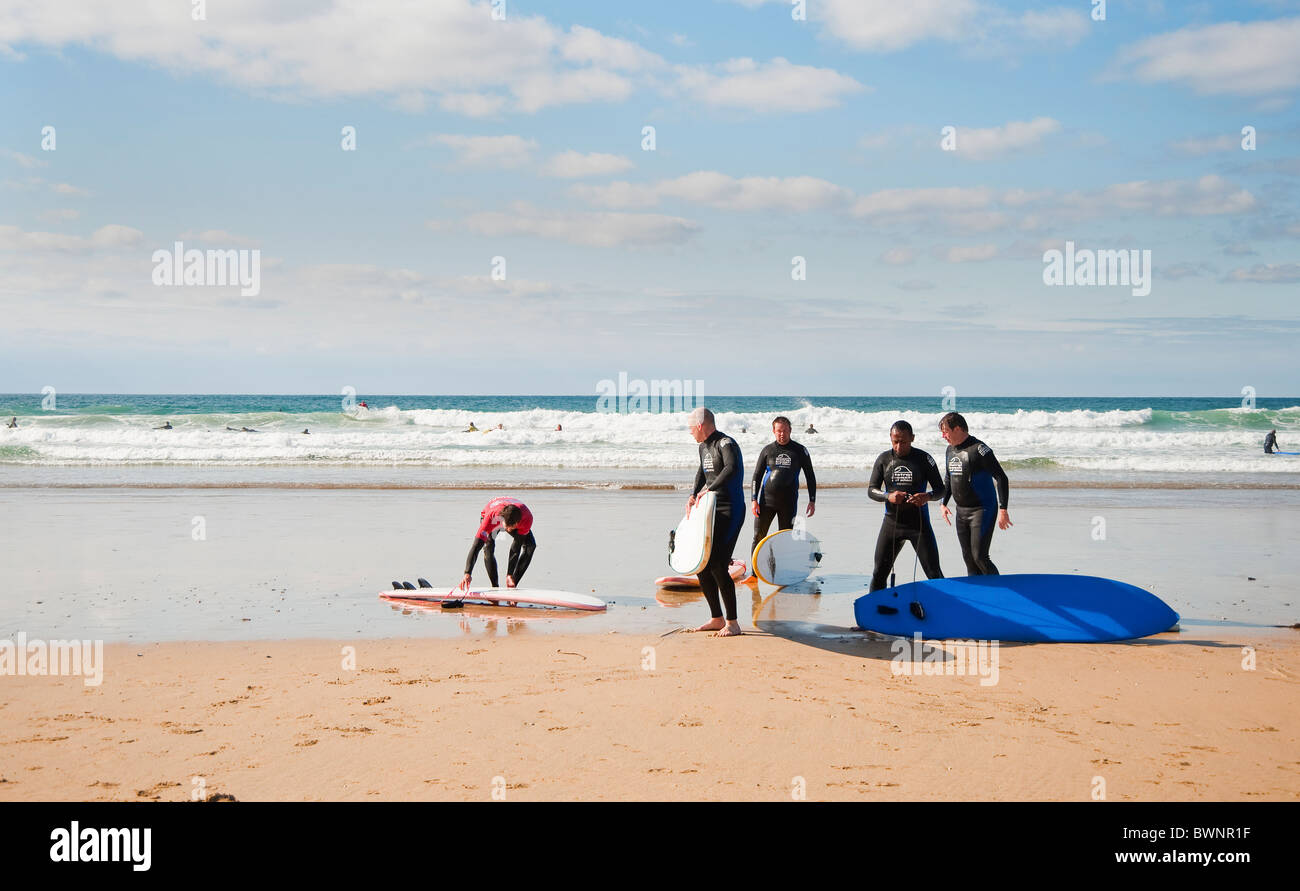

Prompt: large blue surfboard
[1268,451,1300,456]
[853,574,1178,643]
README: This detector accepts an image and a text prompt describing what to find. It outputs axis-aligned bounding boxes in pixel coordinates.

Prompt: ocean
[1,394,1298,488]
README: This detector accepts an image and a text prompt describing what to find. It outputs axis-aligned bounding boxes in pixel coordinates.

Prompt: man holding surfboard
[749,416,817,571]
[938,412,1012,575]
[687,407,745,637]
[867,420,946,591]
[460,496,537,591]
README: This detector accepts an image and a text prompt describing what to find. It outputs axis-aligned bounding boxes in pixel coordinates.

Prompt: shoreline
[4,480,1300,490]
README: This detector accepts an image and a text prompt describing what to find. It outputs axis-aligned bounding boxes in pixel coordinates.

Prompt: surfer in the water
[805,423,818,434]
[154,421,173,430]
[750,416,817,573]
[867,421,945,590]
[461,496,536,591]
[1264,429,1278,454]
[687,407,745,637]
[6,417,16,428]
[938,412,1012,575]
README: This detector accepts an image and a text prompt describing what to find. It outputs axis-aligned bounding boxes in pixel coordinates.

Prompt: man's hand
[907,492,929,506]
[806,502,816,518]
[686,493,697,515]
[752,500,760,517]
[997,509,1013,531]
[941,504,952,526]
[888,491,909,504]
[459,573,472,592]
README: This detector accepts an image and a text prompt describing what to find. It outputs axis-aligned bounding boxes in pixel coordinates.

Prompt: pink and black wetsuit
[463,497,537,586]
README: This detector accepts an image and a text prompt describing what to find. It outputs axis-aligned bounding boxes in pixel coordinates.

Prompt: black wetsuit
[868,448,946,591]
[1264,432,1278,454]
[464,532,537,587]
[750,440,817,557]
[942,436,1010,575]
[692,430,745,621]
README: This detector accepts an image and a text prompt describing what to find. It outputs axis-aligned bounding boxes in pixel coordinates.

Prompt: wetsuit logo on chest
[775,453,792,467]
[890,465,914,487]
[948,455,964,476]
[703,453,715,471]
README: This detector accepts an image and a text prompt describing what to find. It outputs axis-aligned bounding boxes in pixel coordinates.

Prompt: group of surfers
[457,407,1013,638]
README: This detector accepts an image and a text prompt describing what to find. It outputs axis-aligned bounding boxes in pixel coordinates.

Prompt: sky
[1,0,1298,396]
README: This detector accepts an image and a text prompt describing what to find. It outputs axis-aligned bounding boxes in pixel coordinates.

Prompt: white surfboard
[668,490,715,574]
[752,528,823,586]
[380,585,606,611]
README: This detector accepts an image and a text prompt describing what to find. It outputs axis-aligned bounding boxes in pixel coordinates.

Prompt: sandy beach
[2,627,1297,802]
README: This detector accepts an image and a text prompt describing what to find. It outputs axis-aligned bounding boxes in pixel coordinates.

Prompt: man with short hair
[750,415,816,562]
[868,420,945,590]
[938,412,1011,575]
[1264,429,1279,454]
[461,496,537,590]
[687,407,745,637]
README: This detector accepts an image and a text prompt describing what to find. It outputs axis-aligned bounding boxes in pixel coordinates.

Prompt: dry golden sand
[1,630,1297,801]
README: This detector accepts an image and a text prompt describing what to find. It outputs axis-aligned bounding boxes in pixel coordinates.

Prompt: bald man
[686,406,745,637]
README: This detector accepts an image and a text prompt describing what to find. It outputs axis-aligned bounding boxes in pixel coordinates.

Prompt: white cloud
[541,151,634,179]
[880,247,915,265]
[575,171,852,212]
[561,25,665,70]
[1115,17,1300,95]
[815,0,979,51]
[423,134,538,168]
[1169,134,1239,156]
[0,223,141,252]
[53,182,90,196]
[180,229,262,248]
[676,57,866,112]
[4,149,47,169]
[1226,263,1300,283]
[438,92,508,118]
[1062,175,1256,217]
[852,187,995,217]
[950,117,1062,160]
[453,203,699,247]
[1017,8,1089,46]
[946,244,999,263]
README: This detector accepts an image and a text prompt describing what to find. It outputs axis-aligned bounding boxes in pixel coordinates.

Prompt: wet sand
[1,630,1296,801]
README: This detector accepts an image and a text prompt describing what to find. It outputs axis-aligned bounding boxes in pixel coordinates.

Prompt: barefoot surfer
[461,496,537,591]
[687,407,745,637]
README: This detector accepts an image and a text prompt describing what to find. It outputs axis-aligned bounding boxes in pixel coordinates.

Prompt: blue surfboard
[853,574,1178,643]
[1268,451,1300,456]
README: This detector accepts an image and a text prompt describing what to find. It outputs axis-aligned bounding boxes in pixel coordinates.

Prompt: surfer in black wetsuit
[6,417,16,428]
[868,421,946,591]
[1264,429,1278,454]
[750,416,816,568]
[939,412,1012,575]
[687,406,745,637]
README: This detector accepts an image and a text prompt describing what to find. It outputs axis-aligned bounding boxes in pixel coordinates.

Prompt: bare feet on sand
[692,618,742,637]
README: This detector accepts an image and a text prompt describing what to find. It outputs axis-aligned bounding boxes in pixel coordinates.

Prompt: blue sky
[1,0,1298,396]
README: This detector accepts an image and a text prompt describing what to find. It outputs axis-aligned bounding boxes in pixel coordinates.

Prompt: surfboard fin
[909,601,926,620]
[402,581,416,590]
[417,578,432,588]
[812,552,823,563]
[876,605,899,615]
[391,581,402,590]
[668,529,676,554]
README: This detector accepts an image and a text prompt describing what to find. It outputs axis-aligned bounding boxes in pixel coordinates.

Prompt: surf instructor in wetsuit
[461,496,537,591]
[750,416,816,565]
[868,420,945,590]
[939,412,1012,575]
[687,406,745,637]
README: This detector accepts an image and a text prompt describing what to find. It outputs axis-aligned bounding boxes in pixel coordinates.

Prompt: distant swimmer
[358,401,368,409]
[805,424,818,434]
[302,429,310,435]
[462,496,537,591]
[868,421,945,591]
[750,415,817,570]
[227,426,258,432]
[6,417,16,428]
[1264,429,1279,454]
[687,406,745,637]
[154,421,173,430]
[496,423,505,431]
[939,412,1012,576]
[465,422,479,433]
[555,424,562,432]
